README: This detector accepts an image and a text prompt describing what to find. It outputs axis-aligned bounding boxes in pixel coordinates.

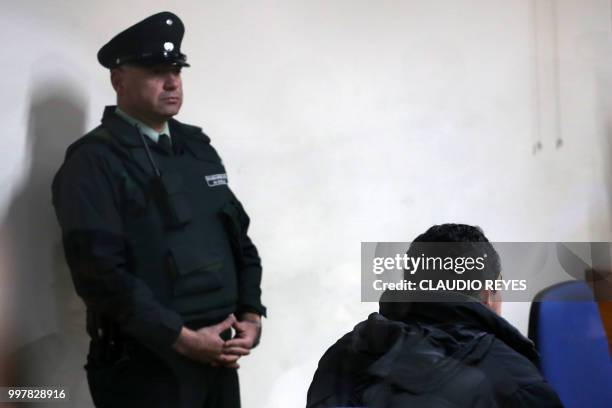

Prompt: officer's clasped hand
[173,314,245,368]
[212,312,262,369]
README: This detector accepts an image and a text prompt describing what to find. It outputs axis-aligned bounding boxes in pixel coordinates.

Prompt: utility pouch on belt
[88,313,127,365]
[154,171,192,229]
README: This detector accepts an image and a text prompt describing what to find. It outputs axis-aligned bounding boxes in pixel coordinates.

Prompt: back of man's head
[404,223,501,302]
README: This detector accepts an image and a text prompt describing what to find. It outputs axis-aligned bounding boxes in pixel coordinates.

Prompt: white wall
[1,1,611,407]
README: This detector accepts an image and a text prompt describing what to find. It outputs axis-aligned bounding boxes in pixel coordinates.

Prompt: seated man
[307,224,563,407]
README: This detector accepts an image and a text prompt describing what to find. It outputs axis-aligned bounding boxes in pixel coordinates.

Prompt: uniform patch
[205,173,228,187]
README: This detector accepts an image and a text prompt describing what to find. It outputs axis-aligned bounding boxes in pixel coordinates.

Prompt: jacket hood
[378,290,539,365]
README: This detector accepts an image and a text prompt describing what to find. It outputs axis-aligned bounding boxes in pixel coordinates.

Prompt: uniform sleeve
[52,146,184,352]
[233,199,267,317]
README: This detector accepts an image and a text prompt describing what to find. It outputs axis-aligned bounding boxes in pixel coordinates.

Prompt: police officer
[52,11,265,408]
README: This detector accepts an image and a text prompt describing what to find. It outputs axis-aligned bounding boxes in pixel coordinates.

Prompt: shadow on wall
[591,40,612,236]
[597,64,612,236]
[593,30,612,363]
[1,79,94,406]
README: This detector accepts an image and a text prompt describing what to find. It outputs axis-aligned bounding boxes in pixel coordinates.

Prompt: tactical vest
[68,123,250,323]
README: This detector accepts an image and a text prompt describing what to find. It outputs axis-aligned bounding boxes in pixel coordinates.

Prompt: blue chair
[529,281,612,407]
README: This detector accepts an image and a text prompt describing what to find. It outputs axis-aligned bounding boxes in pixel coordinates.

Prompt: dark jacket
[52,106,265,357]
[307,292,563,407]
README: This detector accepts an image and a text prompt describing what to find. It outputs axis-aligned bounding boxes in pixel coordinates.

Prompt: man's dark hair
[403,223,501,299]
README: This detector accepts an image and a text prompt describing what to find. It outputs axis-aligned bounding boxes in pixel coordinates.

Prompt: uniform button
[164,42,174,51]
[166,19,173,25]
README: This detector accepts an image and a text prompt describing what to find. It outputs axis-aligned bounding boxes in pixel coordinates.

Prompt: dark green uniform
[52,106,265,407]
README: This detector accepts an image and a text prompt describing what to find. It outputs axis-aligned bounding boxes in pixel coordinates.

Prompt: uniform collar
[100,105,210,149]
[115,106,170,144]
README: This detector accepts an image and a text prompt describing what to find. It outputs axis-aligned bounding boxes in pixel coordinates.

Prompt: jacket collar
[379,290,540,364]
[114,107,170,144]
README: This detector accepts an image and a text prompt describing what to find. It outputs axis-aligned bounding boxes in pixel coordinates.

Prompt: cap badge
[164,42,175,51]
[166,19,173,26]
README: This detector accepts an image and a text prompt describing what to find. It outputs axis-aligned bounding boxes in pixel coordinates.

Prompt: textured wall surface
[0,1,611,406]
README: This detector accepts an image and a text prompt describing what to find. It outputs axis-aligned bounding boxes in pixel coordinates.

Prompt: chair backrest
[529,281,612,408]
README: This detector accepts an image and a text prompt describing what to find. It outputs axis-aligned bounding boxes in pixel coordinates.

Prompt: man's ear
[481,289,502,315]
[110,68,123,94]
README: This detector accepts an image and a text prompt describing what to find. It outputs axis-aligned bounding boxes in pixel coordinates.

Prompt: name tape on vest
[205,173,228,187]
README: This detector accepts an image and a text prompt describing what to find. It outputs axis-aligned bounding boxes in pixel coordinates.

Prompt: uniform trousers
[86,329,240,408]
